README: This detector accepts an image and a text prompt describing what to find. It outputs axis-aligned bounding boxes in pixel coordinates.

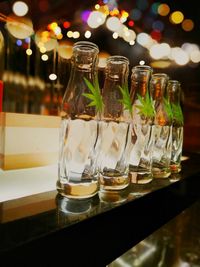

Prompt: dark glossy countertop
[110,198,200,266]
[0,152,200,267]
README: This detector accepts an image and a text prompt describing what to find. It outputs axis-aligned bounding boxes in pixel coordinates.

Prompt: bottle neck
[130,66,152,100]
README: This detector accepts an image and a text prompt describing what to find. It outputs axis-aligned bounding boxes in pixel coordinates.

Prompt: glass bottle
[57,41,100,199]
[150,73,172,178]
[97,55,132,191]
[129,65,154,185]
[166,80,184,173]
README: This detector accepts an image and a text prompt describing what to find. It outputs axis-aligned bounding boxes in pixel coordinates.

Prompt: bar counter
[0,152,200,266]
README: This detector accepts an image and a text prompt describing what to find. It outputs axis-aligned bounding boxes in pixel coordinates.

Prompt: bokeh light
[106,17,121,32]
[158,4,170,16]
[57,41,73,59]
[98,51,110,68]
[170,11,184,24]
[190,50,200,63]
[151,3,160,15]
[130,9,142,21]
[85,30,91,39]
[112,32,118,39]
[16,39,22,46]
[63,21,71,29]
[87,11,106,28]
[41,54,48,61]
[152,20,164,32]
[26,48,32,55]
[81,10,91,23]
[6,15,33,39]
[49,73,57,80]
[12,1,28,16]
[182,19,194,31]
[137,32,155,49]
[139,60,145,65]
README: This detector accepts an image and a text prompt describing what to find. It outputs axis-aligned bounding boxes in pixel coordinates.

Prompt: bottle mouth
[73,41,99,53]
[106,55,129,65]
[132,65,152,72]
[168,79,181,85]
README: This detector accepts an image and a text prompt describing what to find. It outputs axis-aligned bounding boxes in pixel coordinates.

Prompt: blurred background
[0,0,199,151]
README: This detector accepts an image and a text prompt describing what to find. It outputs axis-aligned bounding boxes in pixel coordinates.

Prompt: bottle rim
[168,79,181,85]
[152,73,169,78]
[131,65,152,72]
[73,41,99,53]
[106,55,129,65]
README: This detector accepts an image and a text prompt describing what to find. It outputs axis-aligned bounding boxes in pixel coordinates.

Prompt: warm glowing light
[98,51,110,68]
[182,19,194,32]
[54,26,61,35]
[6,15,33,39]
[139,60,145,65]
[190,50,200,63]
[128,20,134,27]
[110,8,119,16]
[57,41,73,59]
[85,30,91,38]
[112,32,118,39]
[26,48,32,55]
[120,17,127,23]
[73,31,80,39]
[181,43,199,56]
[12,1,28,16]
[106,17,121,32]
[40,46,46,53]
[41,54,48,61]
[150,43,171,59]
[87,11,106,28]
[150,30,162,41]
[129,40,135,45]
[151,60,171,68]
[49,22,58,31]
[41,31,50,42]
[35,30,58,51]
[49,73,57,80]
[123,29,136,42]
[63,21,71,29]
[137,33,154,49]
[170,11,184,24]
[158,4,170,16]
[67,31,73,38]
[95,4,100,9]
[171,48,189,65]
[57,33,63,40]
[121,10,129,18]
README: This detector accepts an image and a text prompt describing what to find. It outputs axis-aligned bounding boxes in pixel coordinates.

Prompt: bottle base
[170,163,181,173]
[99,174,130,191]
[152,167,171,178]
[129,165,153,184]
[57,180,99,199]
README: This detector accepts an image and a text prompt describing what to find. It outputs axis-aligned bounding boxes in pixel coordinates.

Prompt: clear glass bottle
[166,80,184,173]
[97,55,132,191]
[57,41,100,199]
[150,73,172,178]
[129,65,154,184]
